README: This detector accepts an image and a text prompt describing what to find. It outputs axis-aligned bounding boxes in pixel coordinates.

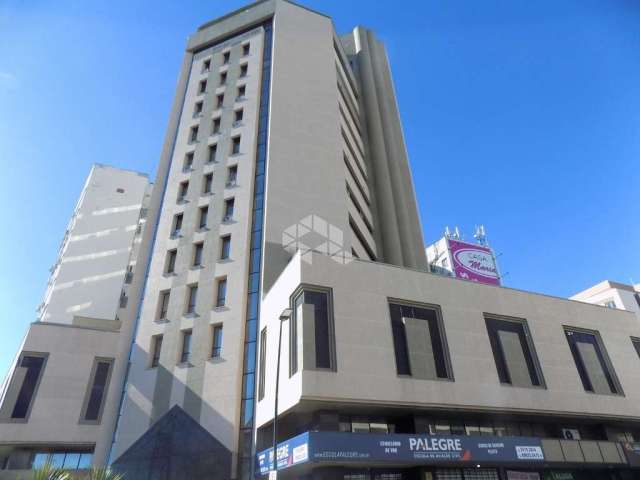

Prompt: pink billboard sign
[448,239,500,286]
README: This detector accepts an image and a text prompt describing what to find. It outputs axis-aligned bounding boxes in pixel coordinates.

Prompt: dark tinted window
[258,328,267,400]
[11,355,46,419]
[632,338,640,359]
[565,329,621,395]
[84,360,112,421]
[485,317,542,387]
[389,302,450,380]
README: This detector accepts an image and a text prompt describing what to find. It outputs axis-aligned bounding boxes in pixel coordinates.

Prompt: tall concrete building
[2,2,640,480]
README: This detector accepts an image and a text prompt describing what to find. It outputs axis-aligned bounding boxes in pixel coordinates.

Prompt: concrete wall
[39,164,150,325]
[256,251,640,427]
[0,322,119,446]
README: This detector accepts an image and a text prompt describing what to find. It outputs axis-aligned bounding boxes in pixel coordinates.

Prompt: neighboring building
[572,281,640,316]
[0,164,152,474]
[426,227,501,286]
[2,2,640,480]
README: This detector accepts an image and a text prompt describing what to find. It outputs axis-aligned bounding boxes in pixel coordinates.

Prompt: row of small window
[198,64,248,95]
[257,287,640,399]
[150,324,223,367]
[390,302,634,397]
[194,97,245,123]
[31,451,93,470]
[190,117,244,145]
[176,164,237,202]
[164,235,231,274]
[201,43,250,75]
[170,197,234,237]
[157,277,228,320]
[6,354,112,424]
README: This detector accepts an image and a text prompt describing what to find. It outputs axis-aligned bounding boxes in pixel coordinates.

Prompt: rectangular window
[180,330,192,363]
[231,136,241,155]
[242,43,250,56]
[202,58,211,73]
[216,277,227,307]
[239,64,248,78]
[227,165,238,186]
[234,109,243,124]
[633,338,640,359]
[193,242,204,267]
[258,327,267,400]
[222,51,230,64]
[198,206,209,229]
[388,302,452,380]
[186,284,198,314]
[223,198,234,221]
[172,213,183,236]
[158,290,170,320]
[212,325,223,358]
[216,93,224,109]
[198,79,207,94]
[151,335,163,367]
[565,328,622,395]
[165,249,177,274]
[290,288,335,374]
[189,125,199,143]
[203,172,213,194]
[208,144,217,163]
[82,358,113,422]
[183,151,194,170]
[193,101,203,117]
[219,71,227,86]
[177,181,189,202]
[6,353,47,420]
[485,316,544,388]
[220,235,231,260]
[212,117,221,135]
[237,85,246,100]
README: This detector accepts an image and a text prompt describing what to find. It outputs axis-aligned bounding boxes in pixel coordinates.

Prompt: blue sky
[1,0,638,376]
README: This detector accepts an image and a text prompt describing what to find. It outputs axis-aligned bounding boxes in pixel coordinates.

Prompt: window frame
[289,284,337,376]
[564,326,624,396]
[216,277,228,308]
[633,337,640,360]
[258,327,267,400]
[192,242,204,267]
[211,324,224,359]
[1,352,48,423]
[165,249,177,274]
[151,335,163,368]
[185,283,198,315]
[220,235,231,260]
[79,357,114,424]
[484,314,546,389]
[157,290,170,320]
[387,299,454,382]
[180,329,193,364]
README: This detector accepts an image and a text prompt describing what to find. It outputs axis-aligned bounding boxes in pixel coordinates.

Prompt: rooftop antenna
[444,226,451,239]
[453,226,461,240]
[474,225,487,246]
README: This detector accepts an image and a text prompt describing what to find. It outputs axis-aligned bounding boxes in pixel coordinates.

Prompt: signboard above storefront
[257,432,544,475]
[448,239,501,286]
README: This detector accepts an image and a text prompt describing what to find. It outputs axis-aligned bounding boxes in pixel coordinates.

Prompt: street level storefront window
[564,327,622,395]
[389,301,452,380]
[290,286,336,375]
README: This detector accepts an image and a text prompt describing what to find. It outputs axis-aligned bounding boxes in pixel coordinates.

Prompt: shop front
[256,432,635,480]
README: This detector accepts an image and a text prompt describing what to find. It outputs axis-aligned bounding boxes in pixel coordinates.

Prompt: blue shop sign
[257,432,545,474]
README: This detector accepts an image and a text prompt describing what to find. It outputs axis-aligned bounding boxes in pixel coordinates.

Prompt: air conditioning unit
[561,428,581,440]
[226,180,236,187]
[172,229,182,237]
[223,215,232,222]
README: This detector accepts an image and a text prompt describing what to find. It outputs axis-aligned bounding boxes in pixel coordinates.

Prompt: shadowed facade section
[112,405,231,480]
